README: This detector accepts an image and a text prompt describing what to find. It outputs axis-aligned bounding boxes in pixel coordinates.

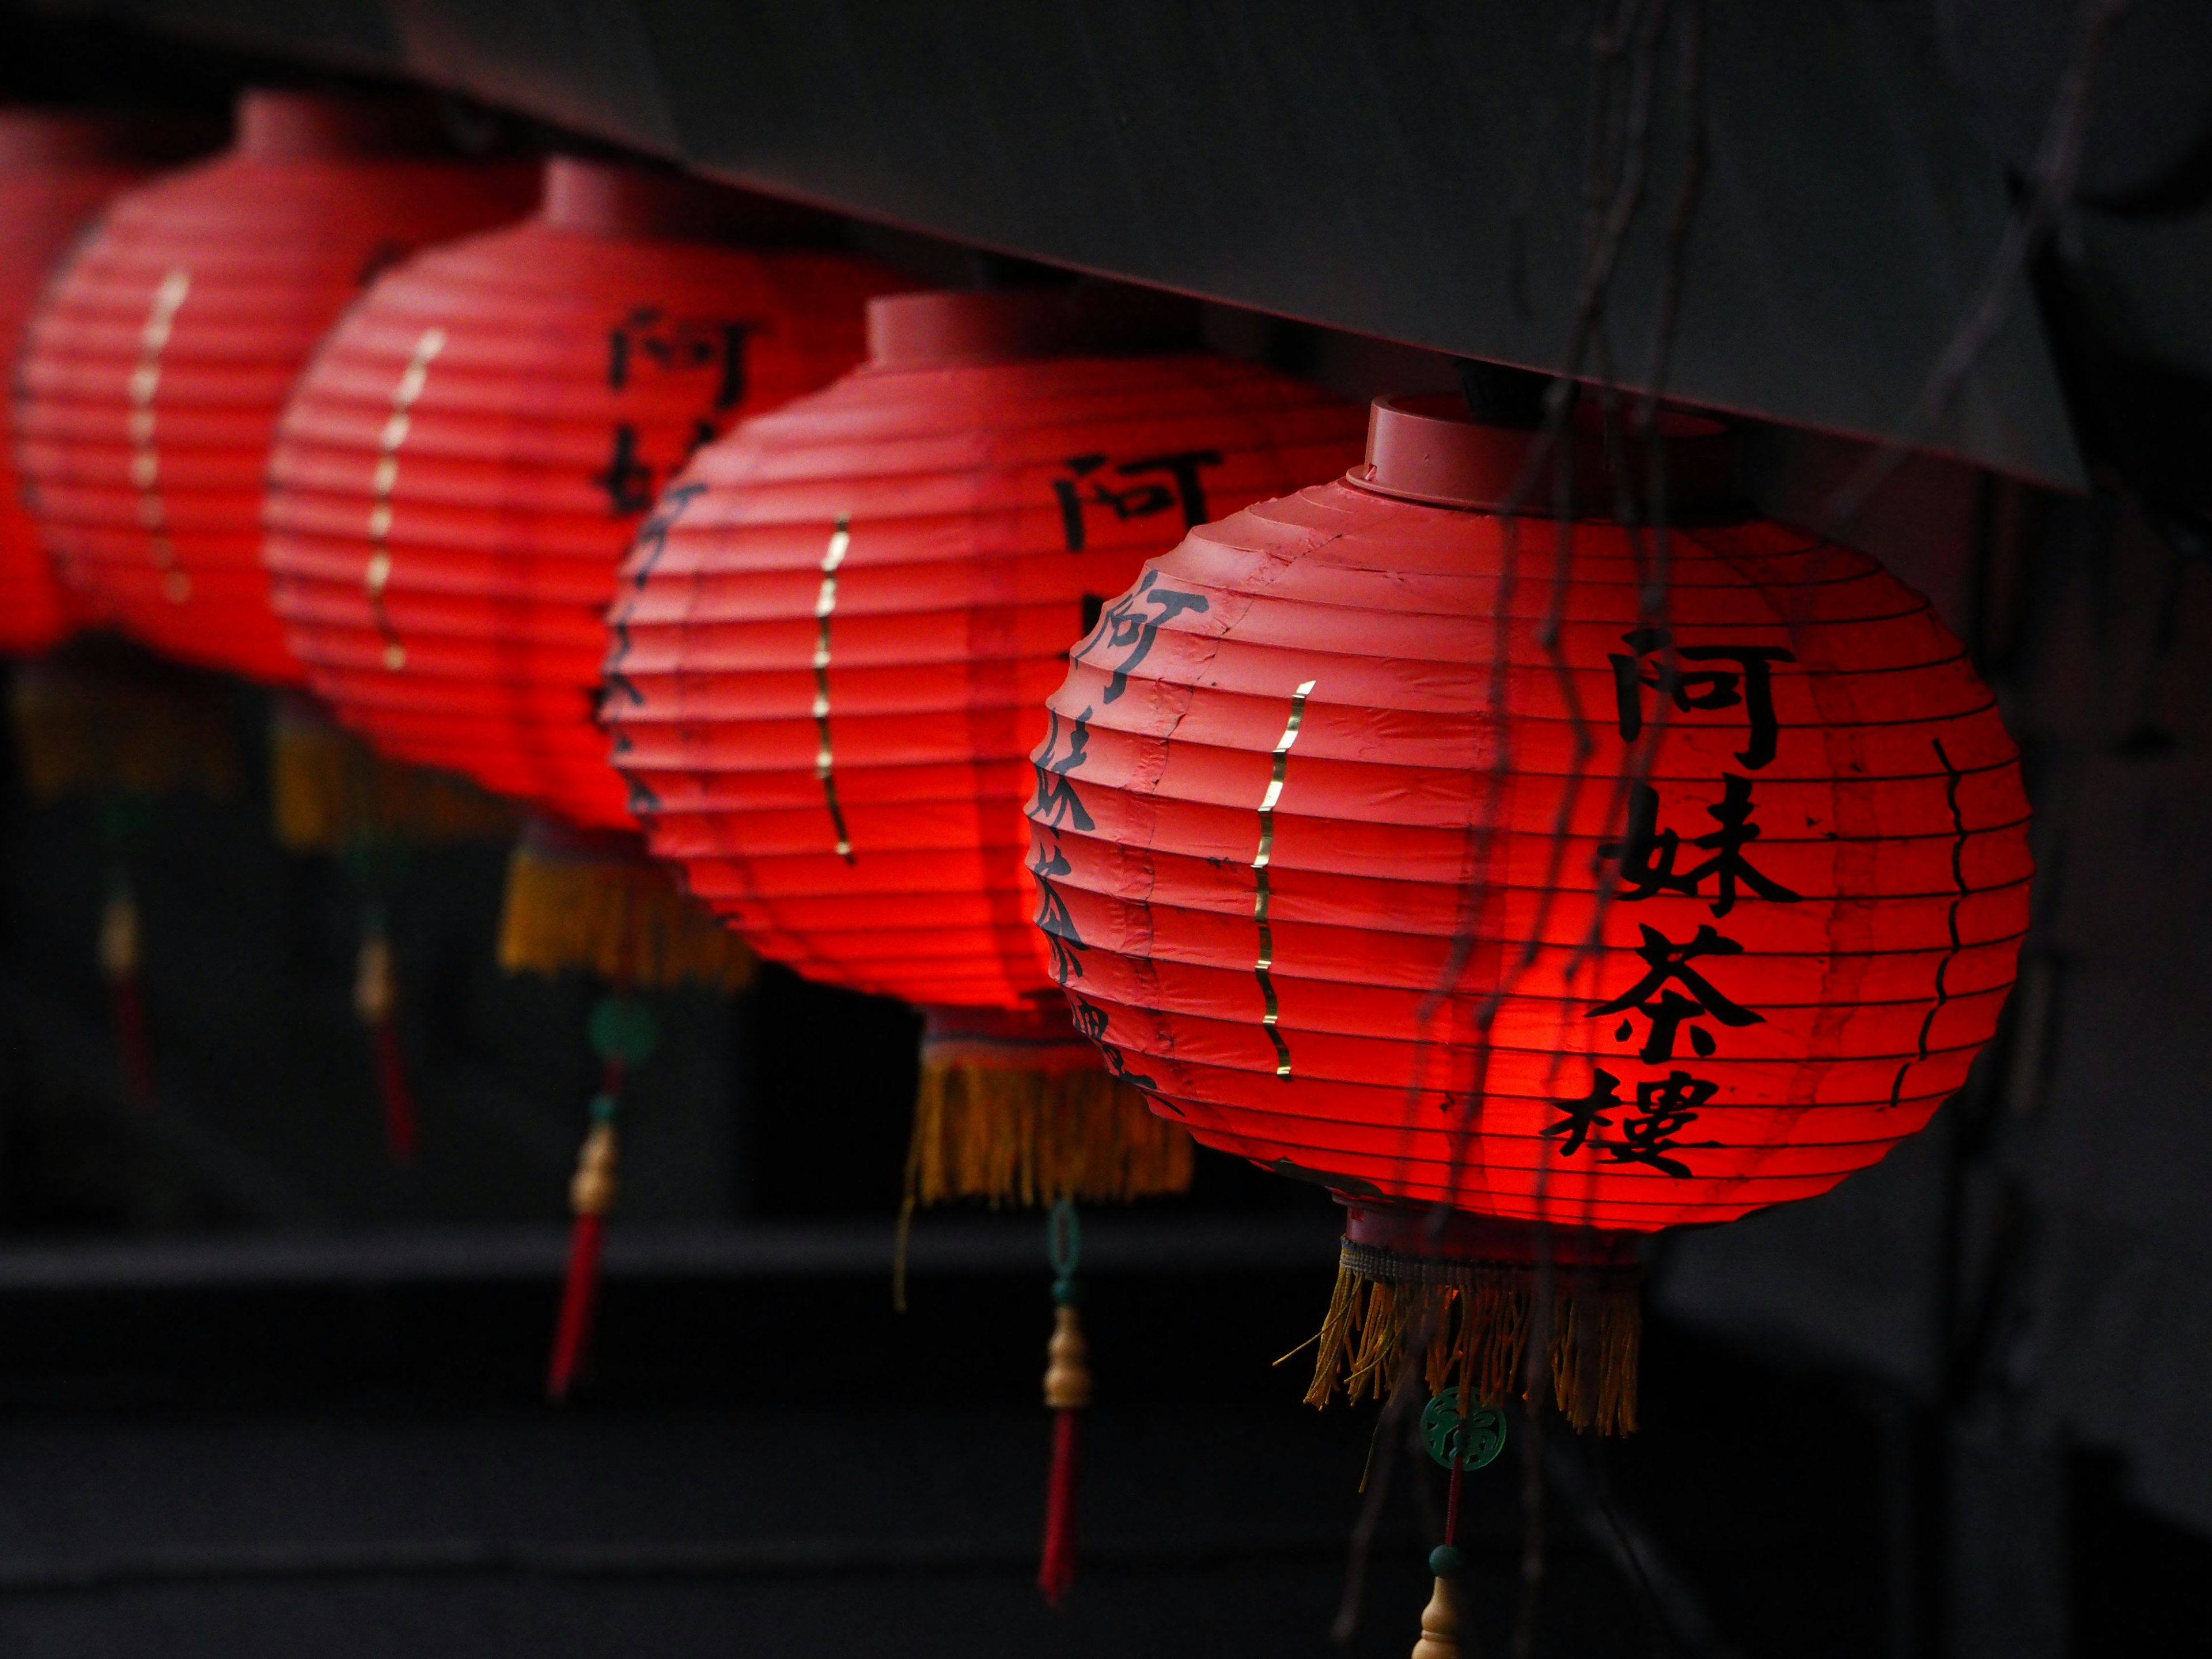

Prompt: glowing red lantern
[601,288,1370,1206]
[1027,395,2032,1433]
[264,154,898,1401]
[264,155,900,831]
[0,112,187,655]
[15,89,531,684]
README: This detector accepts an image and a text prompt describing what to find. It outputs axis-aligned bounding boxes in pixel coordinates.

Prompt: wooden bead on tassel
[1411,1578,1465,1659]
[570,1120,619,1217]
[353,931,395,1025]
[99,885,139,979]
[1410,1577,1463,1659]
[1411,1545,1465,1659]
[1043,1304,1091,1410]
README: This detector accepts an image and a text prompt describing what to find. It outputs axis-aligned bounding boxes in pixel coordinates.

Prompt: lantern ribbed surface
[0,113,177,655]
[15,90,531,684]
[1026,395,2033,1235]
[603,287,1370,1011]
[264,157,901,831]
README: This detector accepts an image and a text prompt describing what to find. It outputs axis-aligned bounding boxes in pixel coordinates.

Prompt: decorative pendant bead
[1409,1572,1463,1659]
[98,887,139,979]
[1043,1304,1092,1411]
[353,932,395,1025]
[569,1120,619,1218]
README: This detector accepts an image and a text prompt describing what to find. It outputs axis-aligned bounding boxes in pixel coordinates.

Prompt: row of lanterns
[0,88,2031,1633]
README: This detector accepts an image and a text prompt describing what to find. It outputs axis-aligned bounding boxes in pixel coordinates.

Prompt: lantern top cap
[1351,392,1738,518]
[0,108,200,168]
[540,156,841,245]
[236,89,452,162]
[866,286,1201,369]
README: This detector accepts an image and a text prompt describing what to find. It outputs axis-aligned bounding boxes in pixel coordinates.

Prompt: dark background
[0,2,2207,1656]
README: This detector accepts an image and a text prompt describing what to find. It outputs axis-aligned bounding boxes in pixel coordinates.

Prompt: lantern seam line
[1253,678,1317,1080]
[127,267,191,605]
[1064,981,2006,1051]
[813,514,855,863]
[366,325,447,673]
[1891,736,1971,1110]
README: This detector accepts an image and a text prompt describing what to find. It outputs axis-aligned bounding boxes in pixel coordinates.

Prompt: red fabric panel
[603,346,1368,1009]
[0,116,164,655]
[16,101,532,684]
[265,173,899,830]
[1024,477,2033,1233]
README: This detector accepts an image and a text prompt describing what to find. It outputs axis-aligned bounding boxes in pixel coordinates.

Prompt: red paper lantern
[1026,396,2032,1429]
[15,90,532,684]
[264,156,902,831]
[0,112,184,654]
[264,156,899,1402]
[601,288,1369,1203]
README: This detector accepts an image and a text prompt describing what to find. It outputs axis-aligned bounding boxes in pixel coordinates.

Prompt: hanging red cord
[1039,1407,1084,1606]
[548,1209,608,1402]
[547,1065,621,1402]
[547,995,656,1402]
[353,922,418,1162]
[370,1019,418,1164]
[99,876,154,1109]
[1037,1197,1089,1607]
[1413,1388,1502,1658]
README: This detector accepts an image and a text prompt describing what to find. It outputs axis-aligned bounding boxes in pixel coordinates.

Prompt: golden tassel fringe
[1303,1253,1641,1436]
[12,653,236,804]
[271,706,513,853]
[497,839,756,993]
[906,1062,1195,1208]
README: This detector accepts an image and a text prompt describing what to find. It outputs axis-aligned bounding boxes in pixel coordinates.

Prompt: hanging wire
[1333,3,1709,1650]
[1331,1353,1433,1645]
[1437,0,1677,1201]
[1341,0,2120,1648]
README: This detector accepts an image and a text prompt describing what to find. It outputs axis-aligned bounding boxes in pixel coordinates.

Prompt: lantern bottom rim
[1339,1198,1641,1273]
